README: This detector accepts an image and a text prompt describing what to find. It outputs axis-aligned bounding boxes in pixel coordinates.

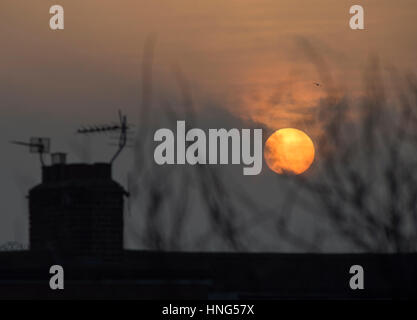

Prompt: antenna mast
[77,110,131,164]
[10,137,51,166]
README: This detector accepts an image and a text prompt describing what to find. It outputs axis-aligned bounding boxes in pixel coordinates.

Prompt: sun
[264,128,315,175]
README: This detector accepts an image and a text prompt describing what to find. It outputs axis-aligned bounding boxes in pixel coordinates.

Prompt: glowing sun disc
[264,128,315,175]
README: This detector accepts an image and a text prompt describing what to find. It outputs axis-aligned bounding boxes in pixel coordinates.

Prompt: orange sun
[264,128,315,175]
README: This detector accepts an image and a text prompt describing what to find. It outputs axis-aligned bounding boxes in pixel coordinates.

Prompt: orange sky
[1,0,416,131]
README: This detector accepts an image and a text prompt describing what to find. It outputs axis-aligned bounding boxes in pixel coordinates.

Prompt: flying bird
[313,82,321,87]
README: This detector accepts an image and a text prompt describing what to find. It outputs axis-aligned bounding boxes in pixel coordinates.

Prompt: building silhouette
[29,161,124,259]
[0,159,416,299]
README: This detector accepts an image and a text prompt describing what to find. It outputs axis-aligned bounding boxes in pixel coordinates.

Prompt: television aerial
[77,110,133,164]
[10,137,51,166]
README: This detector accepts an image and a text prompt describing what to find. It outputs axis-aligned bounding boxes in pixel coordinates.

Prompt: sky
[0,0,416,250]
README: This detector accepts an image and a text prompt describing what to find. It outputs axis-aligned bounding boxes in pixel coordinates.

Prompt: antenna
[10,137,51,166]
[77,110,132,164]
